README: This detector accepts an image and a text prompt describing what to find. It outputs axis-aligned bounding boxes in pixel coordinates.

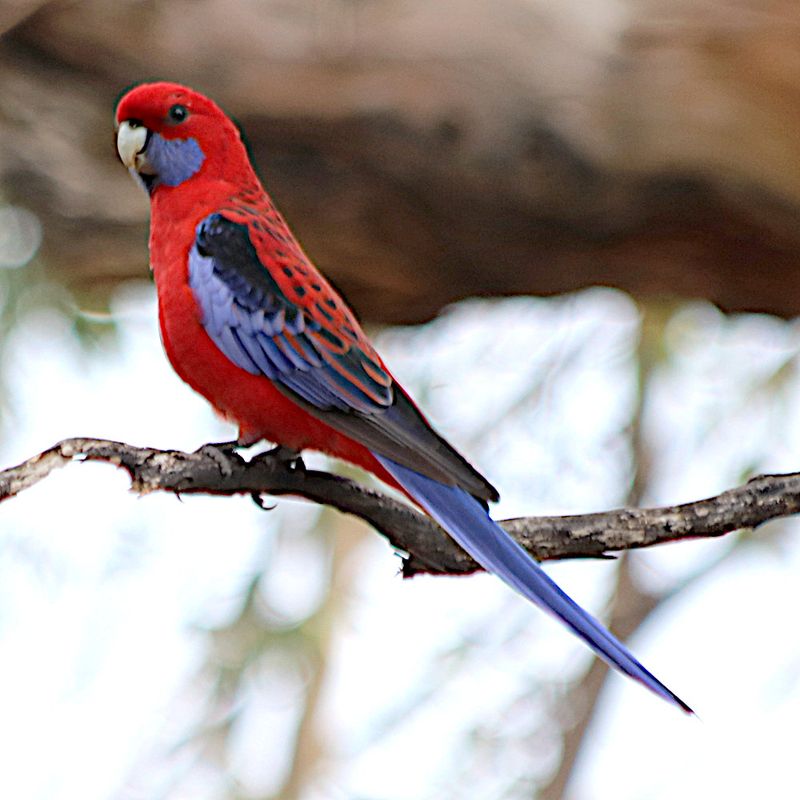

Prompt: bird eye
[167,104,189,124]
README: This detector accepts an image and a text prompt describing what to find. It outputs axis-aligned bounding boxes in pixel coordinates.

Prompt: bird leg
[258,444,307,472]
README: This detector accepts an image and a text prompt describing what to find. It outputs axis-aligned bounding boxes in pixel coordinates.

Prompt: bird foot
[256,445,306,472]
[194,440,242,477]
[249,446,305,512]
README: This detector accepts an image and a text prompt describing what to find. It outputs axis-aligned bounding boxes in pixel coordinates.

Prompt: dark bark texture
[0,437,793,577]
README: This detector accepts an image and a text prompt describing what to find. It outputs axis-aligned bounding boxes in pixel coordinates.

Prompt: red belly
[152,239,398,490]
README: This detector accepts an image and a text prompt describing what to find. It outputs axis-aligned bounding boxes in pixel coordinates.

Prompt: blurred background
[2,1,800,798]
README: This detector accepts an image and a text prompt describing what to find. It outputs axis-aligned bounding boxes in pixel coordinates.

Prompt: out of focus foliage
[0,266,799,797]
[2,2,800,798]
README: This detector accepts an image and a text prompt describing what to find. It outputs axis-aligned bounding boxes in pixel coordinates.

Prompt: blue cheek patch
[146,133,205,187]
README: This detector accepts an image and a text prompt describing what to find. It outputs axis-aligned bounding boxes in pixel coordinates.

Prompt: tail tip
[675,695,695,716]
[660,685,693,715]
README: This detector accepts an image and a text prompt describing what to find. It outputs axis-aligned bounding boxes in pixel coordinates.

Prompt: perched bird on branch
[115,82,691,713]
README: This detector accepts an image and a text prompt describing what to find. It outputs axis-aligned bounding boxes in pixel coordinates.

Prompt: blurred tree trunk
[278,509,368,800]
[3,1,800,323]
[539,303,669,799]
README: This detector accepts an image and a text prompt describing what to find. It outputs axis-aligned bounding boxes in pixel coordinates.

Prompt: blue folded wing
[189,213,394,413]
[187,211,692,712]
[187,212,499,499]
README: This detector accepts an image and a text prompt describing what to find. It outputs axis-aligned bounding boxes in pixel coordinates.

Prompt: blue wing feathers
[291,335,324,369]
[187,210,691,711]
[375,455,692,714]
[190,215,394,409]
[275,335,309,371]
[286,310,306,335]
[190,217,501,494]
[219,326,259,374]
[231,302,255,335]
[235,328,278,378]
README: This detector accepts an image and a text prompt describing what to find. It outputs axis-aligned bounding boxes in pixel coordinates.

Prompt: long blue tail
[375,455,692,714]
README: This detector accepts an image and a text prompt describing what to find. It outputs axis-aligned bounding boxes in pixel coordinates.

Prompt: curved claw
[251,492,277,511]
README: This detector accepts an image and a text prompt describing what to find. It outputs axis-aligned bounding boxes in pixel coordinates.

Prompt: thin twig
[0,436,796,577]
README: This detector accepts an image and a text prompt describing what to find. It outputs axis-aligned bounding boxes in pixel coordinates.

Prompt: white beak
[116,120,151,172]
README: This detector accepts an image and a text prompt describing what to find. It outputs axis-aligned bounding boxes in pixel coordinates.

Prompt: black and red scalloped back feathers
[115,83,692,712]
[115,82,498,501]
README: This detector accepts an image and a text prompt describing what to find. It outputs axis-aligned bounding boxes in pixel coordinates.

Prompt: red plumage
[117,82,399,486]
[115,82,692,711]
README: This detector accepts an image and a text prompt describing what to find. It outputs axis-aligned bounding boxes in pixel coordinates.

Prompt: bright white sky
[0,282,799,799]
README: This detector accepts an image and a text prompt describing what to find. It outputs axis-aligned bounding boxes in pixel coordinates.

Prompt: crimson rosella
[115,82,691,713]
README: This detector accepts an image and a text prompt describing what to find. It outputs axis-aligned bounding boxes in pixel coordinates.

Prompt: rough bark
[0,436,794,576]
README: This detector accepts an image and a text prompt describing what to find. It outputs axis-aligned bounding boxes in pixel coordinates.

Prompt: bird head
[115,82,247,194]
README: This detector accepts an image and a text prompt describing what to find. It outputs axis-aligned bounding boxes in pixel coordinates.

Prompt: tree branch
[0,437,795,577]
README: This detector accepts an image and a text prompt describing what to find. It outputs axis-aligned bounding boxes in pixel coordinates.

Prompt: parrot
[115,82,691,713]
